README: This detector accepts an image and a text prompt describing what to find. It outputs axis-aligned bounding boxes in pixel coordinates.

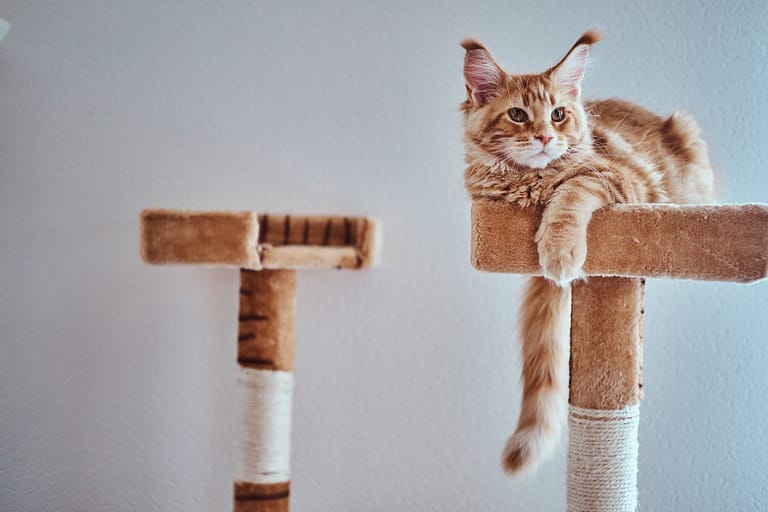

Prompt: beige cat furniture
[471,199,768,511]
[140,209,380,512]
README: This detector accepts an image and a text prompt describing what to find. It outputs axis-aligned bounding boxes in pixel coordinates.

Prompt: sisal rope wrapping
[234,367,293,485]
[567,404,640,512]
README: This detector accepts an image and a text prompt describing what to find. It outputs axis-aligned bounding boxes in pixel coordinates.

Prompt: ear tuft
[462,39,503,107]
[573,28,603,47]
[548,29,602,98]
[460,38,487,52]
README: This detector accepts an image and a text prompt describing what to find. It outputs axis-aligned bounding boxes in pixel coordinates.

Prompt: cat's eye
[551,107,566,122]
[508,108,529,123]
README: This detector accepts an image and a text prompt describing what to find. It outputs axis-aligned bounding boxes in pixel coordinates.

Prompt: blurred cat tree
[140,209,380,512]
[471,199,768,512]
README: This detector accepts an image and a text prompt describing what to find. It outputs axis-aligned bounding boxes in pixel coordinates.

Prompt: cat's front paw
[535,224,587,286]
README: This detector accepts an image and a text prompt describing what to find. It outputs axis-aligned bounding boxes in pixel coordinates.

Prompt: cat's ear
[462,39,503,107]
[548,29,602,98]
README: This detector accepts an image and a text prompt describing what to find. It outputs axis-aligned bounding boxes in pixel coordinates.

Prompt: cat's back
[586,98,666,153]
[585,98,715,203]
[588,98,663,128]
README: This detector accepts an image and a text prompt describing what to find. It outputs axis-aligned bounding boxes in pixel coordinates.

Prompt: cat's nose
[535,135,553,146]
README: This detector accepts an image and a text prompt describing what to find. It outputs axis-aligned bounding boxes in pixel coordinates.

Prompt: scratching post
[140,209,380,511]
[568,277,643,512]
[471,199,768,511]
[235,269,295,511]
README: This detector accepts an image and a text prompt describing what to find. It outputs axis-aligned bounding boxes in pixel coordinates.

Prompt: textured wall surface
[1,1,767,511]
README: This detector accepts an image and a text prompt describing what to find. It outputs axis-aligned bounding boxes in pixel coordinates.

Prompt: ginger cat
[461,30,715,475]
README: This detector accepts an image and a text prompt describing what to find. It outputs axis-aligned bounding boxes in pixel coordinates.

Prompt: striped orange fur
[461,30,715,475]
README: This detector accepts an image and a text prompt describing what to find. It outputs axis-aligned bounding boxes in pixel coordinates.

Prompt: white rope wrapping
[567,404,640,512]
[234,367,293,484]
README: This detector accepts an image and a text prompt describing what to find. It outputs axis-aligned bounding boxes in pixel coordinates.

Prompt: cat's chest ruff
[465,164,562,207]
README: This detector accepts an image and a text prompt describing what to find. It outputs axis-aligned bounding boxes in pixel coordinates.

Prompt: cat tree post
[471,199,768,511]
[140,209,380,512]
[568,277,643,511]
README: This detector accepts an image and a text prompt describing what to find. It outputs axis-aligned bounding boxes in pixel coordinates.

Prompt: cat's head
[461,30,601,170]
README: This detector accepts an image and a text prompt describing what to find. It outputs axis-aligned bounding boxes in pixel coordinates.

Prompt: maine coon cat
[461,30,715,475]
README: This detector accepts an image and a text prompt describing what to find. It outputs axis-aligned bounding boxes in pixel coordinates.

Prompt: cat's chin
[513,153,555,170]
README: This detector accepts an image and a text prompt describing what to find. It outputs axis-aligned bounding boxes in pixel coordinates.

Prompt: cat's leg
[536,174,615,286]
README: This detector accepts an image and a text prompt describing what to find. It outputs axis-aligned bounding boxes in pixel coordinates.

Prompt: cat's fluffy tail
[502,276,571,475]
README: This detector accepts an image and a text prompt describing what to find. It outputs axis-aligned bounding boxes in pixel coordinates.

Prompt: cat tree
[471,199,768,511]
[140,209,380,512]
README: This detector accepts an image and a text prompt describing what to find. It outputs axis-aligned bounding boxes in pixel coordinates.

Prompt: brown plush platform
[471,199,768,283]
[140,209,380,270]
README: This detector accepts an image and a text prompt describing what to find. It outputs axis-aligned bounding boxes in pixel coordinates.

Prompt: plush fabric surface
[234,481,289,512]
[238,269,296,372]
[141,209,260,268]
[570,277,644,410]
[471,199,768,283]
[140,209,380,270]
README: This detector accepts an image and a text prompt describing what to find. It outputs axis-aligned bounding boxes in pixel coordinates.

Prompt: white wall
[1,1,767,511]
